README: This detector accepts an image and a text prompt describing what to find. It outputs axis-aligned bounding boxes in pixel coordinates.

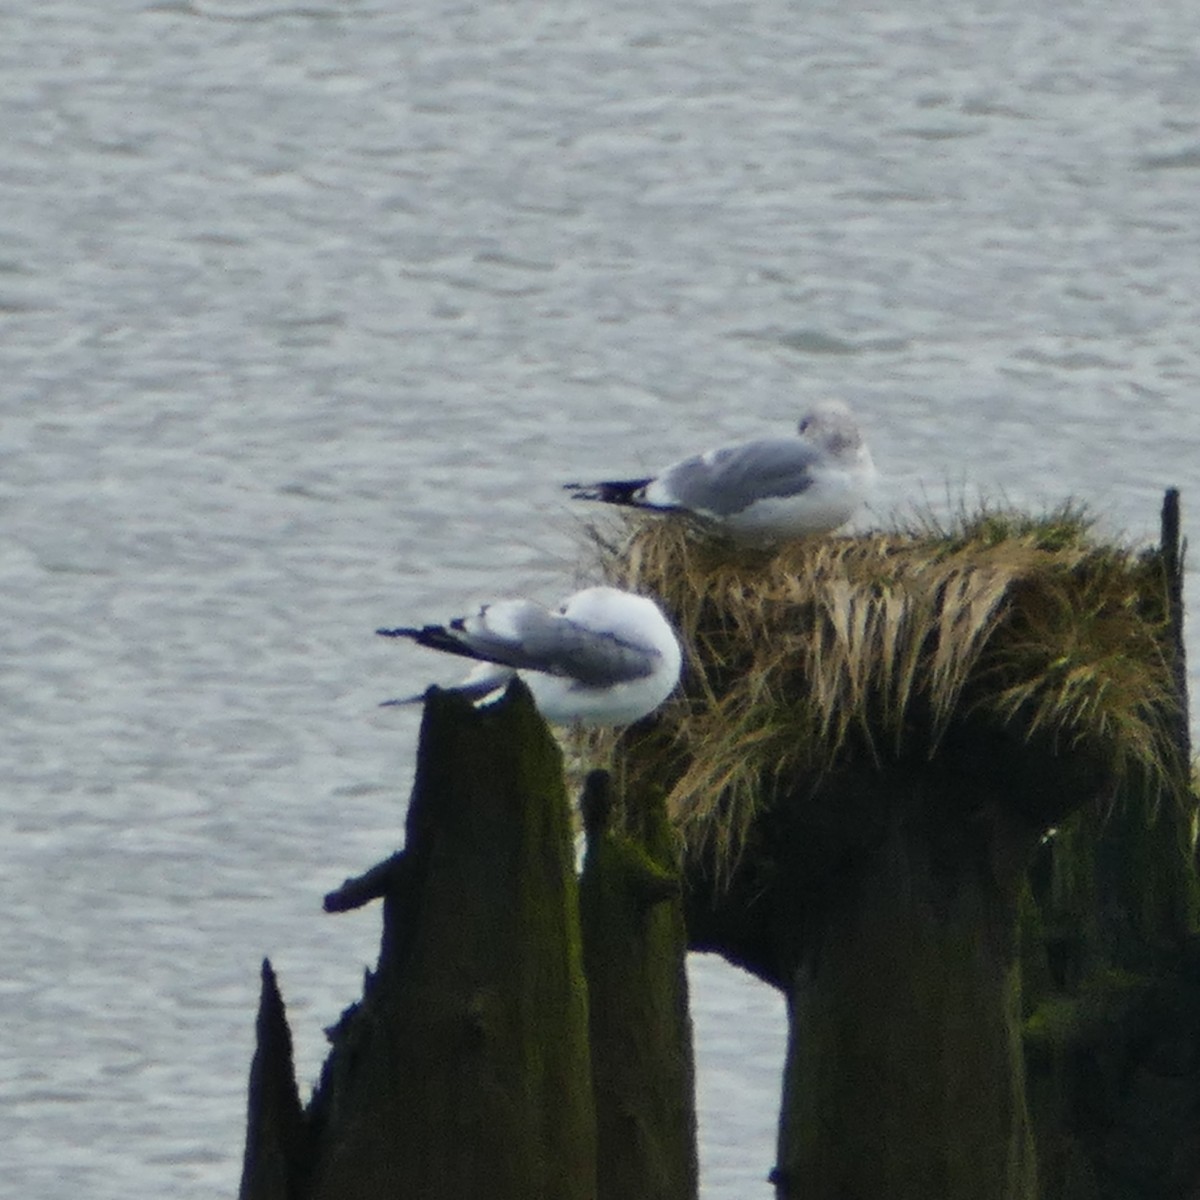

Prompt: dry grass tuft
[582,505,1180,865]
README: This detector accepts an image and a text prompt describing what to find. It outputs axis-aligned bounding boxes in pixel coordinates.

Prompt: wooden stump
[238,682,596,1200]
[579,770,698,1200]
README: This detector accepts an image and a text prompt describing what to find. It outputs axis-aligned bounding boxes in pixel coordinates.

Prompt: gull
[376,585,682,727]
[564,399,875,544]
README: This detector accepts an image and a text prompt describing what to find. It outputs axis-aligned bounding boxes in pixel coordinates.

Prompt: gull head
[797,399,866,456]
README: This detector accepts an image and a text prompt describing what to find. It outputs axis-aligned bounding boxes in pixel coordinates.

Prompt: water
[2,0,1199,1196]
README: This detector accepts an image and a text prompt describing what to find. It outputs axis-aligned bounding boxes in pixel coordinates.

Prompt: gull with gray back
[377,585,682,727]
[565,399,875,545]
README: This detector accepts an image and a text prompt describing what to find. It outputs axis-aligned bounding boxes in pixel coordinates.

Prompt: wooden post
[770,766,1042,1200]
[579,770,699,1200]
[238,959,307,1200]
[238,682,596,1200]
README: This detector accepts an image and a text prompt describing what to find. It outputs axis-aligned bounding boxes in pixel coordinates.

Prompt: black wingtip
[562,481,599,500]
[378,623,486,662]
[562,477,654,506]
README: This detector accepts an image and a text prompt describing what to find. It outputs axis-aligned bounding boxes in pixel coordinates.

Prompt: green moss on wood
[580,771,698,1200]
[1024,968,1150,1051]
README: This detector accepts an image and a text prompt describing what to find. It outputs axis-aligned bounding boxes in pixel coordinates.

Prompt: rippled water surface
[3,1,1200,1195]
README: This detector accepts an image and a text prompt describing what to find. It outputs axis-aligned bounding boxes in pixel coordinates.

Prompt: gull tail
[563,477,655,507]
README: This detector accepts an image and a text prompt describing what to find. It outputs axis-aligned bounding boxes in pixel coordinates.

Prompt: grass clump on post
[589,497,1193,1200]
[599,503,1181,867]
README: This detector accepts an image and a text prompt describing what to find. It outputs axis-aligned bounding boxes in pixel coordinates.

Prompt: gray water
[3,0,1200,1196]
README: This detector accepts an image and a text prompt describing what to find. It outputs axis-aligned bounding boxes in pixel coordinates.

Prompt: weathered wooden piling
[239,681,596,1200]
[238,959,307,1200]
[578,770,698,1200]
[762,755,1046,1200]
[1018,489,1200,1200]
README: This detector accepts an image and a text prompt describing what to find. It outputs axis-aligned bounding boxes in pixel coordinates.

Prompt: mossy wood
[764,758,1043,1200]
[579,770,699,1200]
[238,682,596,1200]
[596,493,1195,1199]
[1019,490,1200,1200]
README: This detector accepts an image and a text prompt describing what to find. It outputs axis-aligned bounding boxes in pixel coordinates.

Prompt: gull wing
[656,437,822,517]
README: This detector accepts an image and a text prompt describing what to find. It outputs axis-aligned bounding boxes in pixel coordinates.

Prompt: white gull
[564,399,875,544]
[377,585,682,727]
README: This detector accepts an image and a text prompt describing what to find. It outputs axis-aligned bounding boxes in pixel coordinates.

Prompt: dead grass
[582,505,1181,865]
